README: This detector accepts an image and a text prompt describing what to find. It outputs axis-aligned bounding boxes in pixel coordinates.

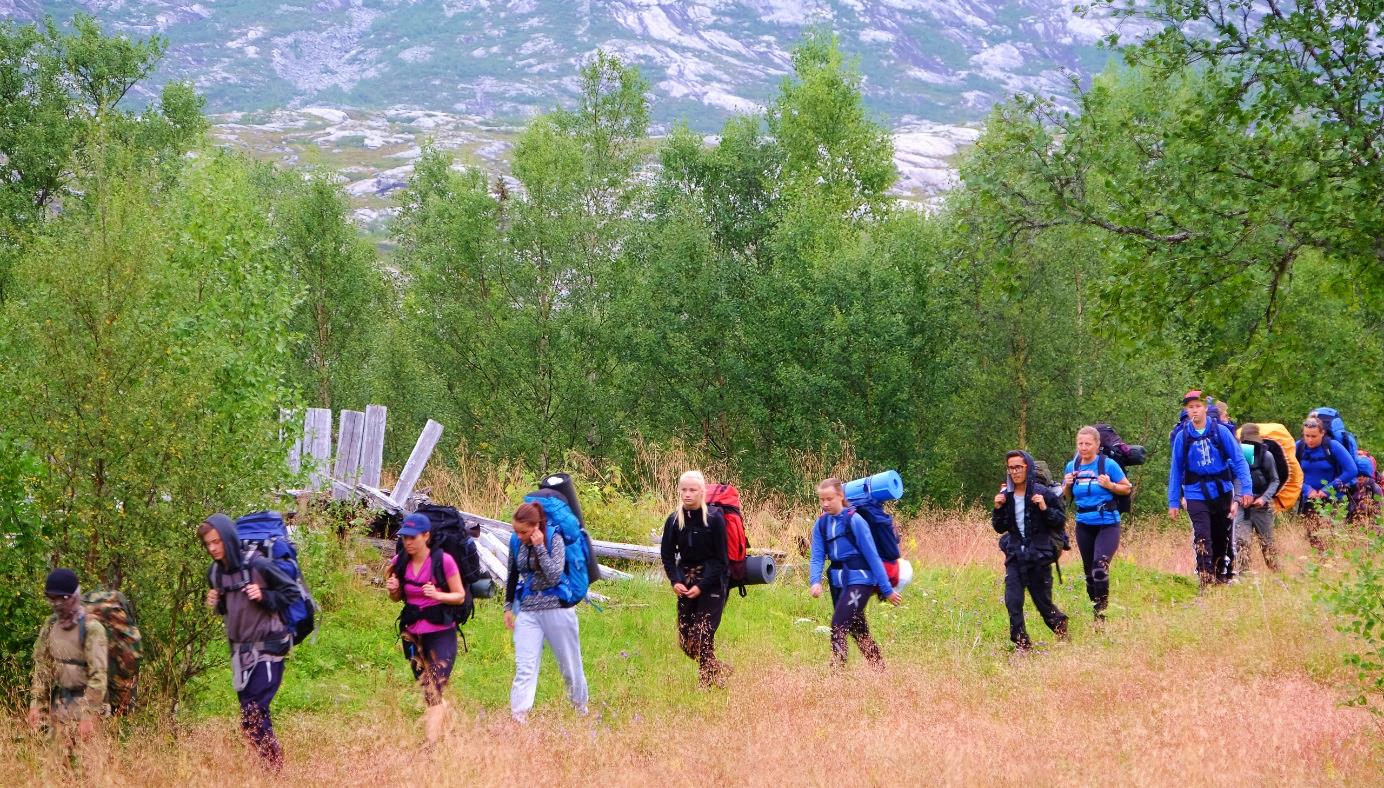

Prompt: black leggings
[829,584,882,665]
[1075,524,1120,612]
[676,583,727,683]
[405,627,457,706]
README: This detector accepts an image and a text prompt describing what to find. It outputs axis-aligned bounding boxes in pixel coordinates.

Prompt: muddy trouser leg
[1187,499,1217,582]
[237,659,284,771]
[831,583,881,665]
[1298,498,1325,550]
[412,628,457,707]
[1209,495,1235,581]
[1076,524,1114,613]
[678,587,726,682]
[1003,559,1028,645]
[1232,507,1252,574]
[1253,506,1278,569]
[1023,560,1067,634]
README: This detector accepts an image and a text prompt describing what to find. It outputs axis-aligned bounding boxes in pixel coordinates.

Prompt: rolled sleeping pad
[539,471,585,525]
[470,578,496,599]
[894,559,913,592]
[843,470,904,503]
[743,555,777,585]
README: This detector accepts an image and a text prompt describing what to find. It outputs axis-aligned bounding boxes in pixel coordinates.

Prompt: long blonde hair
[676,470,707,530]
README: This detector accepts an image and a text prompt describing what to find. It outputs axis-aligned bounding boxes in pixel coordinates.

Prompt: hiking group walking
[24,391,1382,766]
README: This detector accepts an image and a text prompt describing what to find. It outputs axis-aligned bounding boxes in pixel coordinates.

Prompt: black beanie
[45,568,79,596]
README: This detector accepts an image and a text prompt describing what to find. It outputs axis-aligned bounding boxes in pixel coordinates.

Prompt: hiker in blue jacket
[810,477,902,667]
[1295,416,1357,549]
[1055,426,1132,622]
[1168,391,1253,587]
[992,451,1068,649]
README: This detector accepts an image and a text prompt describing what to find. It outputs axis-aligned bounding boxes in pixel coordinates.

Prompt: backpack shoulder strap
[432,547,448,588]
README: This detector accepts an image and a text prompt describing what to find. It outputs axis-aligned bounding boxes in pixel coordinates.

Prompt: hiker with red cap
[1169,390,1254,587]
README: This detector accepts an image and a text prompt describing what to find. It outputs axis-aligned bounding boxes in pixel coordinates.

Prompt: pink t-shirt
[392,552,460,635]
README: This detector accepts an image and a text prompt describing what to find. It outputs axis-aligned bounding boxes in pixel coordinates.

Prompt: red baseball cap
[1182,390,1204,404]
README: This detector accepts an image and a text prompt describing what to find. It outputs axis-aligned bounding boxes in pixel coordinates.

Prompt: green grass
[181,545,1254,726]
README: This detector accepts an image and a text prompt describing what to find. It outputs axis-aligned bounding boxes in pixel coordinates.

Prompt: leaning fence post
[391,419,443,509]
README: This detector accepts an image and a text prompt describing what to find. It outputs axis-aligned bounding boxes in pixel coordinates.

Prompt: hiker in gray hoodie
[200,513,300,772]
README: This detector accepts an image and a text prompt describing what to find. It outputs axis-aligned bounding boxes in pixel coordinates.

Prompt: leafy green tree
[0,149,299,705]
[269,172,388,409]
[0,14,205,301]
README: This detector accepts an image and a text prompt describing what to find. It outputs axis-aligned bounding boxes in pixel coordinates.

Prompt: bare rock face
[20,1,1135,127]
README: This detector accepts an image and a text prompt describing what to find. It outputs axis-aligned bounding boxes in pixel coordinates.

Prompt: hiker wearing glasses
[992,451,1069,650]
[1056,426,1132,622]
[27,569,106,755]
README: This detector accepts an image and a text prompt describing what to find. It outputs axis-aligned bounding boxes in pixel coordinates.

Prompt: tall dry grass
[7,459,1378,785]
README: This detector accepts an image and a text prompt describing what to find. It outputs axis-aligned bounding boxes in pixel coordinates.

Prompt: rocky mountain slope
[12,1,1131,127]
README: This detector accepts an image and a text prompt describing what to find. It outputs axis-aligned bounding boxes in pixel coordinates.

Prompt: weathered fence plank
[360,404,387,489]
[282,409,302,475]
[304,408,333,492]
[331,410,366,500]
[391,419,442,509]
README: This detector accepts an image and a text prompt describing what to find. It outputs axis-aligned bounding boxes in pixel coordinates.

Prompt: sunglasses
[45,593,72,602]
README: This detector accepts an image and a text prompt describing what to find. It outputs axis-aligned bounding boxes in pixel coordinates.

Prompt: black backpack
[395,504,486,629]
[1095,423,1147,467]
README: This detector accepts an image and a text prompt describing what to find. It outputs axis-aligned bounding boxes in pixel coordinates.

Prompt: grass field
[3,502,1381,786]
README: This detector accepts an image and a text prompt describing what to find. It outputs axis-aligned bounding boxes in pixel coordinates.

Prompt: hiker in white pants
[505,502,589,722]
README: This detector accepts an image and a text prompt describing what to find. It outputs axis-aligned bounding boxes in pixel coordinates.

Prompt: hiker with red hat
[1169,390,1254,587]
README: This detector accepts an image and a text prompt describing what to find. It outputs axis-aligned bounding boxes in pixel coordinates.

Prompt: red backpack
[706,483,750,596]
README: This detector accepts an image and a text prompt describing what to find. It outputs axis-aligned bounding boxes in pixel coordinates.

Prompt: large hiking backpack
[537,473,602,585]
[511,489,598,606]
[1174,421,1240,501]
[705,483,750,595]
[1251,423,1303,511]
[1311,407,1360,457]
[401,503,486,625]
[72,591,142,715]
[1070,453,1133,515]
[223,511,318,646]
[1095,423,1147,467]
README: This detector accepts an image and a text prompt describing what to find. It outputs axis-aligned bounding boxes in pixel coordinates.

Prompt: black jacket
[991,452,1067,564]
[660,506,727,592]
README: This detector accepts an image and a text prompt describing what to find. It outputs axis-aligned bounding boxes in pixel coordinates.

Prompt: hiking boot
[1053,619,1070,642]
[1013,632,1033,651]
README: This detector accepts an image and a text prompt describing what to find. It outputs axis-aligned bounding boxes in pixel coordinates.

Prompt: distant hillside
[8,1,1132,128]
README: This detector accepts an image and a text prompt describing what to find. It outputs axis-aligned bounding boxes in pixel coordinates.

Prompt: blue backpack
[509,490,599,607]
[225,511,318,645]
[847,499,901,562]
[1311,407,1359,457]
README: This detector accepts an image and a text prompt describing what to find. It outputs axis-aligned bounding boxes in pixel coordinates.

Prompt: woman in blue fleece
[1056,426,1133,622]
[1295,416,1358,549]
[810,477,901,666]
[1168,391,1253,586]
